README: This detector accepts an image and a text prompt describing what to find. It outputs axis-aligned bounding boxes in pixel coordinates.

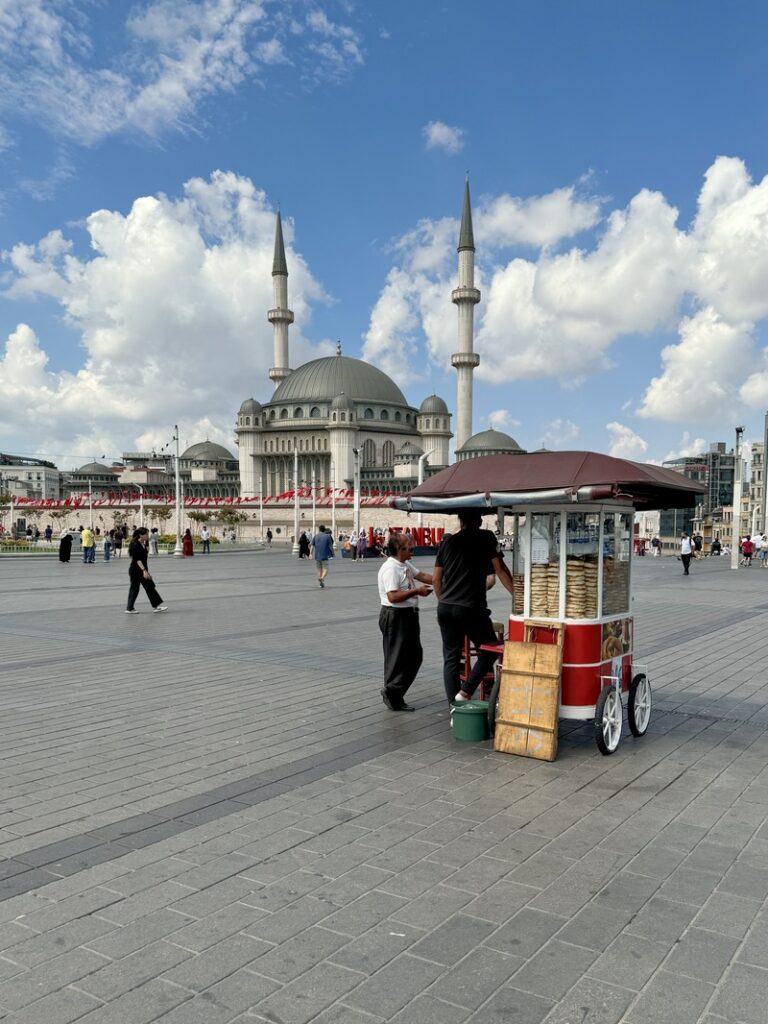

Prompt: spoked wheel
[628,673,652,737]
[487,677,500,737]
[595,686,622,755]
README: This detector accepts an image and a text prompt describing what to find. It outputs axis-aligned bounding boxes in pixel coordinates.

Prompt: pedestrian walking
[125,528,167,613]
[103,532,112,561]
[377,534,433,712]
[651,535,660,557]
[310,524,334,588]
[741,536,754,567]
[182,528,194,556]
[44,525,53,544]
[680,532,693,574]
[148,528,159,555]
[201,526,211,553]
[58,530,73,563]
[356,531,368,562]
[432,509,516,703]
[693,533,703,559]
[113,529,123,557]
[298,531,310,558]
[266,528,272,547]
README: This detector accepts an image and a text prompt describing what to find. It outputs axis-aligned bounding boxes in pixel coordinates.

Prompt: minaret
[451,179,481,454]
[268,211,294,385]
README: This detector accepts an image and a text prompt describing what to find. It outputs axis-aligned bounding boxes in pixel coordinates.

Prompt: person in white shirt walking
[377,534,433,712]
[680,533,693,575]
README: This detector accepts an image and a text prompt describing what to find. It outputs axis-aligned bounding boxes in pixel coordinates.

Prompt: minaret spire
[451,179,481,455]
[268,211,294,385]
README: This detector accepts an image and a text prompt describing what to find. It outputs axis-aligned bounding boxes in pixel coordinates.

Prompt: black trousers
[127,573,163,610]
[437,602,499,702]
[379,606,422,706]
[681,553,691,574]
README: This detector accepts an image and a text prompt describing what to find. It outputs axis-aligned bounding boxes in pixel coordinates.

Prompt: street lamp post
[258,473,264,541]
[311,465,316,534]
[352,448,361,540]
[173,425,183,557]
[330,456,337,541]
[416,450,434,528]
[137,485,145,528]
[292,448,300,554]
[730,426,745,571]
[88,478,94,530]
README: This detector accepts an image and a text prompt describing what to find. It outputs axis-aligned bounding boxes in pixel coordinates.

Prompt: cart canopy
[391,450,706,513]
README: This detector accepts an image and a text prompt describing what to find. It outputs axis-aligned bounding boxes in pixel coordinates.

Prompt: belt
[382,605,418,613]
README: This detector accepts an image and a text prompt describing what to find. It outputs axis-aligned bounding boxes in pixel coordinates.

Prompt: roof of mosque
[268,354,409,407]
[419,394,449,415]
[181,441,236,462]
[239,397,263,414]
[456,429,525,454]
[75,462,118,475]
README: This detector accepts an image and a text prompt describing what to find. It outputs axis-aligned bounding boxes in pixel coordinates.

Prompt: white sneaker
[153,605,168,612]
[454,692,470,702]
[125,609,139,614]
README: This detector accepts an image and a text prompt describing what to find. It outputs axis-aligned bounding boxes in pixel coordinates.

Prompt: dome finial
[336,339,342,356]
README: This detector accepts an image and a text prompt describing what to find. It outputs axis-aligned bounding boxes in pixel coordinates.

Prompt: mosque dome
[270,354,407,406]
[419,394,449,415]
[397,441,425,457]
[239,398,262,415]
[331,392,354,410]
[456,429,525,461]
[181,441,236,462]
[76,461,117,475]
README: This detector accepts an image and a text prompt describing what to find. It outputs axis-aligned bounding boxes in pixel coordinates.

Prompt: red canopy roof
[396,451,706,512]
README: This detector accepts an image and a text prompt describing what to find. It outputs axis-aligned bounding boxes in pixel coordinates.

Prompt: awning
[391,451,706,513]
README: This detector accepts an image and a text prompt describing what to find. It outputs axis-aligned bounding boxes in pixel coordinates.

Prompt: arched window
[280,408,288,419]
[383,441,395,466]
[299,440,304,451]
[270,409,276,419]
[426,418,431,429]
[364,408,374,420]
[394,411,401,422]
[245,416,250,426]
[405,413,411,424]
[332,413,336,422]
[269,440,274,452]
[362,439,376,468]
[294,407,303,418]
[281,440,286,452]
[310,406,320,418]
[380,409,389,421]
[254,417,259,426]
[340,412,346,422]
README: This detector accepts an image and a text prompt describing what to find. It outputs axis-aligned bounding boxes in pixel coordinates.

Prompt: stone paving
[0,547,767,1022]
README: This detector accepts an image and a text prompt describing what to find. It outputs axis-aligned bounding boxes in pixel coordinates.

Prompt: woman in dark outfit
[126,527,167,613]
[298,531,310,558]
[58,531,73,563]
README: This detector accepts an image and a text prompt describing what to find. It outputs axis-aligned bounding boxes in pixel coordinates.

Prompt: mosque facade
[235,182,517,498]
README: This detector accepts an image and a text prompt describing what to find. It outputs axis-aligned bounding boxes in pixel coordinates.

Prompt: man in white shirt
[377,534,433,712]
[680,533,693,575]
[201,527,211,554]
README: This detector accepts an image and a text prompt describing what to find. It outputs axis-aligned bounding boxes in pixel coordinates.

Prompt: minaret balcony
[451,352,480,369]
[268,307,295,324]
[451,287,480,305]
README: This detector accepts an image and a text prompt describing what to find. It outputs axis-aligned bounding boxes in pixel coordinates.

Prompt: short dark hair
[387,536,403,557]
[458,509,483,529]
[318,524,326,532]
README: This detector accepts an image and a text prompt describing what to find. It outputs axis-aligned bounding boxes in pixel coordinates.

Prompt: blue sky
[1,0,768,469]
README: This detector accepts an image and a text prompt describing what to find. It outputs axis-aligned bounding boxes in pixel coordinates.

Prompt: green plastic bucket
[451,700,490,742]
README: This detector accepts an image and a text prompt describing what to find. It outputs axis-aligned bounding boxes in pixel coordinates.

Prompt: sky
[2,0,768,470]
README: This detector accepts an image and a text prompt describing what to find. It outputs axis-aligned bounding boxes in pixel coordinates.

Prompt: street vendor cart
[392,451,705,757]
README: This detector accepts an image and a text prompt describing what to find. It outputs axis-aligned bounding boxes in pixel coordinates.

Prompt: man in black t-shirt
[433,509,516,703]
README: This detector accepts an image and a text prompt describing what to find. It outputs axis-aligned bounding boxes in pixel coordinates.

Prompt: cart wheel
[487,677,500,737]
[628,673,652,737]
[595,686,622,755]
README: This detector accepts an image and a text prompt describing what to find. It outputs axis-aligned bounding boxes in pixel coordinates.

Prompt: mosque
[235,182,524,498]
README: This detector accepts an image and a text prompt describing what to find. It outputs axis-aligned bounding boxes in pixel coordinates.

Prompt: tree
[217,508,247,538]
[153,507,173,526]
[188,511,212,527]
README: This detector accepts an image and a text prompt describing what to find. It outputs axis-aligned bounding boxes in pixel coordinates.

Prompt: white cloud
[540,418,580,449]
[486,410,520,432]
[637,308,754,422]
[476,187,602,248]
[422,121,465,154]
[0,1,365,146]
[0,171,329,456]
[606,422,648,461]
[363,156,768,426]
[664,433,709,461]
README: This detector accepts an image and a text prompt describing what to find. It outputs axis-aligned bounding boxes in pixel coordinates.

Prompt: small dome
[331,392,354,410]
[456,429,525,456]
[76,461,117,475]
[419,394,449,415]
[239,398,262,415]
[181,441,236,462]
[397,441,425,457]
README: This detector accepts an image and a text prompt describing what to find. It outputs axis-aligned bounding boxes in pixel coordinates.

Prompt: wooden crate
[494,621,563,762]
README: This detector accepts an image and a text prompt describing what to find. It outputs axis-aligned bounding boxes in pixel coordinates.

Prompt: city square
[0,547,766,1022]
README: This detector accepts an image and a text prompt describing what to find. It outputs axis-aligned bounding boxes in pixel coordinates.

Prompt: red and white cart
[394,451,705,756]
